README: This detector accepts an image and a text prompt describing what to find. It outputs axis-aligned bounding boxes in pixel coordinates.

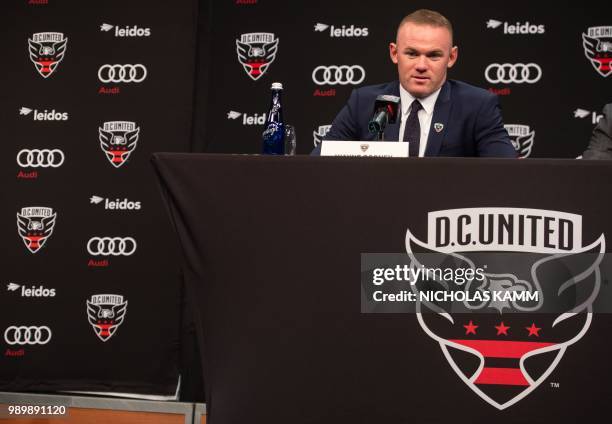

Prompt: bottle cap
[271,82,283,90]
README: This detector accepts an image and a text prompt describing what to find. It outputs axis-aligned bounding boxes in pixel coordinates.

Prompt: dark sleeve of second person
[582,103,612,160]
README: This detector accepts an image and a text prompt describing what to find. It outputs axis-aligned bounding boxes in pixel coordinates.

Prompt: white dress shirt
[398,83,442,157]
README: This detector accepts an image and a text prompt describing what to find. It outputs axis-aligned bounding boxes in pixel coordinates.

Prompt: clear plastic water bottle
[262,82,285,155]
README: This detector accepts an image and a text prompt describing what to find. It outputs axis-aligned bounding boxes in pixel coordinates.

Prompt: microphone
[368,95,400,140]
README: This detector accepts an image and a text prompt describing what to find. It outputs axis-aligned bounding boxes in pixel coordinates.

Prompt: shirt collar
[399,82,442,116]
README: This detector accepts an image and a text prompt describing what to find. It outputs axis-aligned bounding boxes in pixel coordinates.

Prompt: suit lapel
[425,81,452,156]
[383,82,401,141]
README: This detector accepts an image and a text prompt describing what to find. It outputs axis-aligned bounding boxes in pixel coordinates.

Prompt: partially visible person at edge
[313,9,517,158]
[582,103,612,159]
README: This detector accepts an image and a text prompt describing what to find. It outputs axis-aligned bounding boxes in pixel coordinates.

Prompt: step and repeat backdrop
[1,0,610,400]
[198,0,611,158]
[0,1,196,396]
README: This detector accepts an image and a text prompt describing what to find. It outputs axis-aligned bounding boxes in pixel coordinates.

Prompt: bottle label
[262,122,285,154]
[262,90,284,154]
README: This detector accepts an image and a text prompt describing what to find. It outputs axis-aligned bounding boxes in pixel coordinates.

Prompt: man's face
[389,23,458,98]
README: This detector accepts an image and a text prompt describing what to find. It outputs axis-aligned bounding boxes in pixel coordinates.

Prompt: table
[153,154,612,424]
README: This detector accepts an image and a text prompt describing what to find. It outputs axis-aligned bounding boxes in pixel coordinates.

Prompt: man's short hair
[397,9,454,44]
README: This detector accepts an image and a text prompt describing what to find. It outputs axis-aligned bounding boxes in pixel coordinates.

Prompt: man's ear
[448,46,458,68]
[389,42,398,64]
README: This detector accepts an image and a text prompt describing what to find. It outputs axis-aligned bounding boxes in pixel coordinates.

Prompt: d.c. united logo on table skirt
[405,208,605,410]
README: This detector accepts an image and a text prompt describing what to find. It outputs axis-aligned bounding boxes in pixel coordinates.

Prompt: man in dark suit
[582,103,612,159]
[316,9,516,158]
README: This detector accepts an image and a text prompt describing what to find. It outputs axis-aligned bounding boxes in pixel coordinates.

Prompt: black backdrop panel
[0,1,197,394]
[154,154,612,423]
[197,0,611,158]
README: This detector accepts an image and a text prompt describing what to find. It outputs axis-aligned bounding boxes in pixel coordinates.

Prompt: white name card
[320,140,409,157]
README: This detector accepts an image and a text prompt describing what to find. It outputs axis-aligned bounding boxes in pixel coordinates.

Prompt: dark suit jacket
[314,79,516,157]
[582,103,612,160]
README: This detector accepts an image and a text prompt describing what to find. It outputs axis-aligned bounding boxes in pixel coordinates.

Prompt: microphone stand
[369,109,389,141]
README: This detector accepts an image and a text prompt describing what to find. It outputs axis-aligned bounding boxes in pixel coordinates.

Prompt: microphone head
[374,95,400,124]
[368,119,382,134]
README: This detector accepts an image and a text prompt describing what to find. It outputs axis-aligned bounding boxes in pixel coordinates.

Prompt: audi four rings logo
[87,237,137,256]
[98,64,147,83]
[312,65,366,85]
[4,326,52,345]
[485,63,542,84]
[17,149,65,168]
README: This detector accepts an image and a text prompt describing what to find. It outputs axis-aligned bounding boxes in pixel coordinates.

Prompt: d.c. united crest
[582,26,612,77]
[404,208,605,409]
[86,294,128,342]
[17,206,57,254]
[98,121,140,168]
[28,32,68,78]
[504,124,534,158]
[236,32,279,81]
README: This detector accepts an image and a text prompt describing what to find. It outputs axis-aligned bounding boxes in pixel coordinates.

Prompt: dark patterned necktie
[403,99,423,157]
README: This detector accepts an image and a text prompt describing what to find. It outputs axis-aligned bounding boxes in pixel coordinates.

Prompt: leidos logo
[504,124,534,158]
[86,294,128,342]
[90,195,142,211]
[313,124,331,147]
[405,208,604,409]
[582,26,612,77]
[28,32,68,78]
[486,19,545,34]
[98,121,140,167]
[313,23,369,37]
[16,207,57,254]
[236,33,279,80]
[6,283,56,298]
[227,110,267,125]
[100,23,151,37]
[19,107,68,121]
[574,108,603,124]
